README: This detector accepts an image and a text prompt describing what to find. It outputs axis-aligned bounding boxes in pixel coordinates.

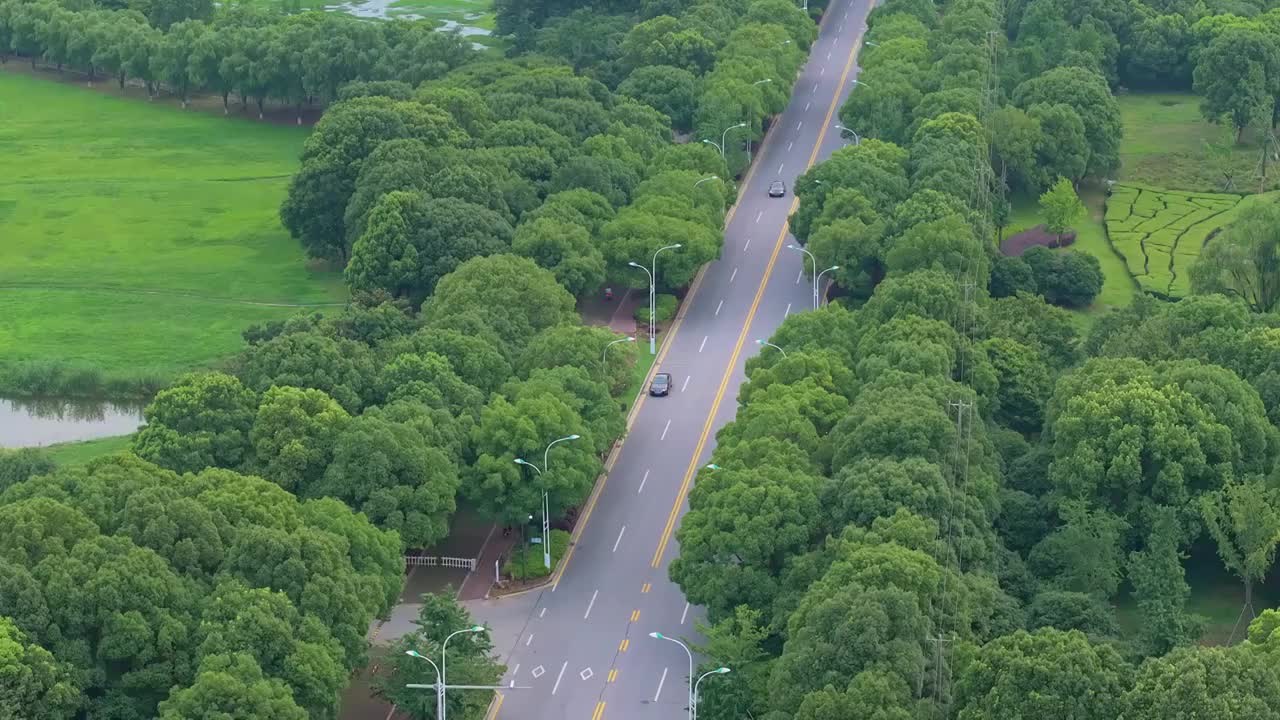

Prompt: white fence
[404,555,477,571]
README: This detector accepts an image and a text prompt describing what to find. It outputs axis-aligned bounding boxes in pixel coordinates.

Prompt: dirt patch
[1000,224,1078,256]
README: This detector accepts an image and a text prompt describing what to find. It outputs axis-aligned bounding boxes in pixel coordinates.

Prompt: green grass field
[1118,92,1280,194]
[0,72,346,394]
[233,0,497,39]
[42,434,133,465]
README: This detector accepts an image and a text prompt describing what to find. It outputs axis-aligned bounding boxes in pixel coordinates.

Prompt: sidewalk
[458,524,515,601]
[578,287,640,335]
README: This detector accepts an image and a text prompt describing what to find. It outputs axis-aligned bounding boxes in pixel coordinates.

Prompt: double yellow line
[650,28,868,569]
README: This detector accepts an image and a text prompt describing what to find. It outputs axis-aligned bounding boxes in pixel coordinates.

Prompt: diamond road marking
[580,667,594,681]
[531,665,546,679]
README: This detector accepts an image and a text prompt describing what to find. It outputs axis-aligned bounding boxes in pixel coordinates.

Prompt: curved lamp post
[406,624,484,720]
[650,632,695,720]
[755,339,787,358]
[629,243,681,354]
[693,667,731,720]
[603,336,636,372]
[816,265,839,307]
[514,434,580,570]
[786,243,822,310]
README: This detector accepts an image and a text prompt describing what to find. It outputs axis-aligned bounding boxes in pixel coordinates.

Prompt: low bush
[634,293,679,324]
[504,529,571,580]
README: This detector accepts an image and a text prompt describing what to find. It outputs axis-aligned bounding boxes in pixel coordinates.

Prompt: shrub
[634,293,678,324]
[990,256,1037,298]
[1023,247,1104,308]
[504,529,571,580]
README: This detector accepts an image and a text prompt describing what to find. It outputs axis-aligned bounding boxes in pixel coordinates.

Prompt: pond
[0,397,145,449]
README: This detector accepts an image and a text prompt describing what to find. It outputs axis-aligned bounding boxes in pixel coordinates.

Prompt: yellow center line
[650,28,868,569]
[485,692,505,720]
[592,701,606,720]
[630,609,641,622]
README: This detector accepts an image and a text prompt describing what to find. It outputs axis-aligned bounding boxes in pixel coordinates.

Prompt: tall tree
[1190,201,1280,313]
[1039,176,1083,246]
[1200,476,1280,612]
[132,372,256,474]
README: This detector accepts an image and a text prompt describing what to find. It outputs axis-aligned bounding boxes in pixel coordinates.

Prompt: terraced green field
[1104,184,1251,298]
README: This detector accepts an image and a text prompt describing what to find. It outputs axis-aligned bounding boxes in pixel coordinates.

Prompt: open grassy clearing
[233,0,498,39]
[0,72,346,392]
[1117,92,1280,194]
[1006,188,1135,321]
[42,434,133,465]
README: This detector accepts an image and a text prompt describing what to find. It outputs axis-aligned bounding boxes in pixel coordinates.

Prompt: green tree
[1014,66,1122,177]
[233,330,375,413]
[1028,502,1128,597]
[983,336,1053,434]
[1193,25,1280,142]
[1022,247,1103,308]
[249,386,350,493]
[0,615,80,720]
[955,628,1130,720]
[346,192,514,305]
[670,465,824,623]
[132,372,257,474]
[988,105,1042,193]
[1038,176,1083,245]
[466,393,598,523]
[511,217,607,297]
[599,208,721,290]
[311,414,459,549]
[1191,201,1280,313]
[423,255,578,352]
[617,64,699,131]
[158,653,307,720]
[1127,508,1200,654]
[377,592,504,720]
[1201,476,1280,611]
[1027,102,1090,188]
[1123,645,1280,719]
[281,96,465,263]
[691,606,771,720]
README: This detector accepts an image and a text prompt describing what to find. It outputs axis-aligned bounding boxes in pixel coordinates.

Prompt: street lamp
[834,124,861,146]
[515,434,580,570]
[406,625,485,720]
[864,40,879,47]
[705,463,721,470]
[405,650,444,720]
[787,243,821,310]
[694,175,725,214]
[701,138,723,155]
[756,339,787,358]
[650,632,695,720]
[852,79,870,88]
[693,668,732,720]
[752,78,773,86]
[816,265,839,307]
[722,122,747,161]
[629,243,681,354]
[603,336,635,373]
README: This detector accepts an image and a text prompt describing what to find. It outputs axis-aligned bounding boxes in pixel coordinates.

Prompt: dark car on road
[769,180,786,197]
[649,372,672,396]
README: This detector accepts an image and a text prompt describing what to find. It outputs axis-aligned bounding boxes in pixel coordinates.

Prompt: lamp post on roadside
[695,175,725,214]
[834,124,861,145]
[629,243,681,354]
[693,667,732,720]
[650,632,695,720]
[816,265,839,307]
[786,243,822,309]
[603,336,635,373]
[722,122,747,161]
[514,433,580,570]
[405,625,486,720]
[756,339,787,358]
[852,79,870,88]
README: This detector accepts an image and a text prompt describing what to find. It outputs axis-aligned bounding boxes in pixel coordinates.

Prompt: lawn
[1006,187,1136,319]
[1117,92,1279,194]
[0,72,346,395]
[237,0,498,39]
[43,434,133,465]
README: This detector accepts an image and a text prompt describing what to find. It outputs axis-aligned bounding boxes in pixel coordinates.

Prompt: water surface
[0,397,144,449]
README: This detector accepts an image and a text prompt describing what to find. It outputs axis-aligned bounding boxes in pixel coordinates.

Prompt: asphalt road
[455,4,874,718]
